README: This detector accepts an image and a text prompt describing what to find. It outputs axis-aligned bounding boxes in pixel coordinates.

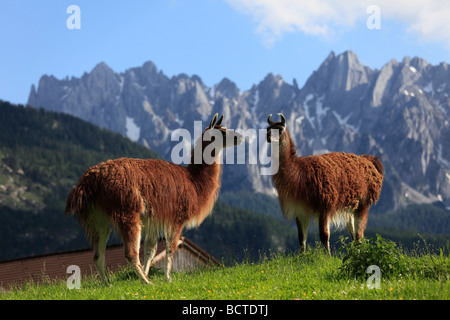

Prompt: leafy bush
[337,234,409,279]
[337,234,450,281]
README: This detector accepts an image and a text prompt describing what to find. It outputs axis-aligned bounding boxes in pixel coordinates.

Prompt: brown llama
[65,113,243,284]
[266,113,383,254]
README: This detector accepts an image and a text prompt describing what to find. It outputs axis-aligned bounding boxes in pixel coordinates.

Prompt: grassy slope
[2,241,449,300]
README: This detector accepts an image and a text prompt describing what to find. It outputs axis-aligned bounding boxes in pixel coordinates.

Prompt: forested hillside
[0,100,160,259]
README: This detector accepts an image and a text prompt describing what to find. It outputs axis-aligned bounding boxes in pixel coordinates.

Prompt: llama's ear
[267,114,274,125]
[209,113,218,129]
[278,113,286,126]
[216,114,224,127]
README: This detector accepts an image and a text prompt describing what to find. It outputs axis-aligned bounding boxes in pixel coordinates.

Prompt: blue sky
[1,0,450,105]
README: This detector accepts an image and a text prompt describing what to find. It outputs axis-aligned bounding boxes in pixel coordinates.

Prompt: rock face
[28,51,450,211]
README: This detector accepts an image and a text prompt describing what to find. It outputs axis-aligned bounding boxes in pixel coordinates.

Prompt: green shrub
[337,234,409,279]
[337,234,450,281]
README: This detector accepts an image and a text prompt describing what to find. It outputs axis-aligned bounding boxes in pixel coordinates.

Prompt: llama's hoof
[142,278,153,285]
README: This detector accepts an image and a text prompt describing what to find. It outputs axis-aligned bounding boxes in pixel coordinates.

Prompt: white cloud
[225,0,450,48]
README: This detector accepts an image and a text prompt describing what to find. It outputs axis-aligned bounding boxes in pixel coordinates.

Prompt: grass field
[1,236,449,301]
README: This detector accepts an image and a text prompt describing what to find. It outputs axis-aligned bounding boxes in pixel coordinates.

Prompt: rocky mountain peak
[88,62,118,84]
[141,60,158,73]
[259,73,284,88]
[303,50,370,95]
[215,77,240,99]
[91,61,113,72]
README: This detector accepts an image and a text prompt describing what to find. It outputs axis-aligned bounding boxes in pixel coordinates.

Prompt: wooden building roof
[0,236,220,290]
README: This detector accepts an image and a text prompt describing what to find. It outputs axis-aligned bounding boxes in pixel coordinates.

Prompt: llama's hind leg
[86,207,111,284]
[318,213,331,256]
[346,213,356,241]
[93,228,111,284]
[143,225,159,276]
[118,218,152,285]
[354,206,369,242]
[164,227,183,282]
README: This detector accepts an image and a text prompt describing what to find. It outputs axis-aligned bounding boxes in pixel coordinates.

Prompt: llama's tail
[65,174,97,220]
[65,185,86,217]
[362,155,384,176]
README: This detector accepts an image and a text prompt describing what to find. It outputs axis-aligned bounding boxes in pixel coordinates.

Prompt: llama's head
[266,113,286,143]
[202,113,243,150]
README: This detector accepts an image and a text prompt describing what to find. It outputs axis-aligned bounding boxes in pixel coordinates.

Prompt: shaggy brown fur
[65,114,243,284]
[267,113,383,254]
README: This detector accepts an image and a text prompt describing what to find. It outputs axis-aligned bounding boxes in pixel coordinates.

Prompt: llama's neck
[187,141,222,200]
[276,129,297,169]
[272,130,301,207]
[272,130,298,186]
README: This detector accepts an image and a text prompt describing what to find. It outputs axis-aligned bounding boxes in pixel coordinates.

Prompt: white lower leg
[165,250,174,281]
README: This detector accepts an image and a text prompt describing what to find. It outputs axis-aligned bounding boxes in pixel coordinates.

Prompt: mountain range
[27,50,450,212]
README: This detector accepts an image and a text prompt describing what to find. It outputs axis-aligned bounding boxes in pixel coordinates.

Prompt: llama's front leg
[319,213,331,256]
